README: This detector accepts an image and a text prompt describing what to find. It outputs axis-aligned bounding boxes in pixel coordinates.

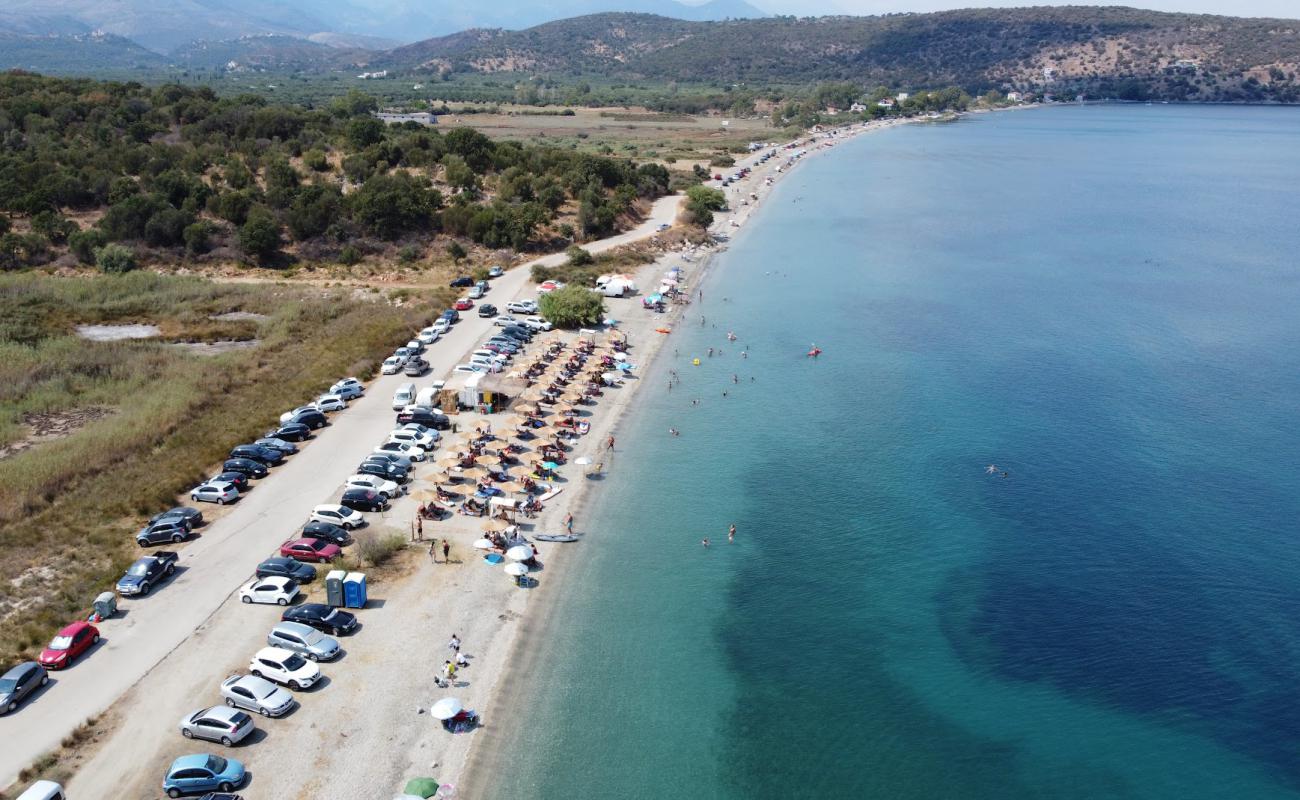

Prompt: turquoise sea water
[491,105,1300,799]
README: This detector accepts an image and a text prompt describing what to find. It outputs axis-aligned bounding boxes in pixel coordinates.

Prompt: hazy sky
[753,0,1299,17]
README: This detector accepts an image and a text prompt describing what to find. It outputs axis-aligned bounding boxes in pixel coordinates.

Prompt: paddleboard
[539,485,564,502]
[534,534,580,543]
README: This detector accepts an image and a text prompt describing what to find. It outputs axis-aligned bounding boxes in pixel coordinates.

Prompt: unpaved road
[0,194,680,790]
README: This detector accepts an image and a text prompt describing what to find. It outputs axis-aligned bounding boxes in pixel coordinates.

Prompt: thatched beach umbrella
[461,466,488,480]
[475,453,501,466]
[482,518,511,533]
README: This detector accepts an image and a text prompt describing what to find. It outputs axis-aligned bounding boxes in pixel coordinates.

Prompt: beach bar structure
[442,372,528,413]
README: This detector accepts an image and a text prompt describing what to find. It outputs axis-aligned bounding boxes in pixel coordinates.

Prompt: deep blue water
[491,105,1300,799]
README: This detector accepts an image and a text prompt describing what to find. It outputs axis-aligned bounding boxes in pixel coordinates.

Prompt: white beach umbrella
[504,562,529,577]
[430,697,462,720]
[472,538,494,550]
[506,545,532,562]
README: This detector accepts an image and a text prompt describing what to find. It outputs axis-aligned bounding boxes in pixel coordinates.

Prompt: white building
[1007,91,1023,103]
[896,92,910,102]
[375,112,436,126]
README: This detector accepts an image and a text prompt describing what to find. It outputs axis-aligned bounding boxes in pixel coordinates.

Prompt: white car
[314,394,347,412]
[389,428,438,449]
[492,314,518,327]
[280,405,316,424]
[330,378,363,397]
[488,265,504,278]
[381,356,404,375]
[374,441,426,461]
[467,285,486,299]
[452,364,485,374]
[220,674,295,717]
[416,328,441,345]
[472,348,509,363]
[468,357,504,373]
[520,317,553,331]
[506,300,538,315]
[405,340,425,354]
[249,647,320,690]
[192,481,239,505]
[239,577,300,606]
[431,318,452,334]
[346,474,402,499]
[309,504,365,529]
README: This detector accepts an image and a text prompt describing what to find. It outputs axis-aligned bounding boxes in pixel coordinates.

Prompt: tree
[239,206,281,261]
[347,116,385,149]
[539,285,605,329]
[446,241,467,263]
[183,221,212,255]
[684,185,726,228]
[565,245,594,266]
[349,172,441,240]
[95,243,137,273]
[69,228,107,264]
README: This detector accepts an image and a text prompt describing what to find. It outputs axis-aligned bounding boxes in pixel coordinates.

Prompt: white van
[17,781,66,800]
[415,386,437,408]
[392,382,416,410]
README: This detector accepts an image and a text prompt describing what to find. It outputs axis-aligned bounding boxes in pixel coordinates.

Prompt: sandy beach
[47,114,921,800]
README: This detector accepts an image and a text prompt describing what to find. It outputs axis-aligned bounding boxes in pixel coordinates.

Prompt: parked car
[220,674,295,718]
[280,538,342,563]
[394,347,414,361]
[449,275,473,288]
[116,551,178,596]
[213,472,251,493]
[222,458,267,478]
[137,519,191,547]
[500,325,533,341]
[365,452,412,470]
[537,280,564,293]
[281,408,327,429]
[506,300,538,314]
[162,753,245,798]
[346,474,401,499]
[150,507,203,530]
[239,576,300,606]
[330,377,363,397]
[403,358,429,377]
[266,621,340,662]
[314,394,347,413]
[453,297,474,311]
[229,444,283,465]
[492,314,519,327]
[405,339,425,354]
[381,356,404,375]
[254,437,298,455]
[340,487,386,513]
[281,604,358,636]
[248,647,319,690]
[477,303,498,318]
[416,327,441,345]
[14,780,64,800]
[374,441,424,462]
[452,363,485,375]
[192,481,240,505]
[481,342,518,357]
[519,317,553,332]
[396,407,449,428]
[471,348,509,364]
[488,265,504,278]
[388,428,437,449]
[308,504,364,529]
[0,662,47,714]
[400,422,441,438]
[356,459,408,484]
[38,622,99,669]
[178,706,255,747]
[255,557,317,583]
[301,521,351,546]
[468,357,504,374]
[467,285,486,299]
[430,318,451,334]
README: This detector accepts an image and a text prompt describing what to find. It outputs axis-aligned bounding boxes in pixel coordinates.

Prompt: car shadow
[9,675,58,715]
[240,727,270,746]
[305,675,332,692]
[363,598,385,609]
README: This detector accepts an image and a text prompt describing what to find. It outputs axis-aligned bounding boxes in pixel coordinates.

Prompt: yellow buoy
[692,358,701,366]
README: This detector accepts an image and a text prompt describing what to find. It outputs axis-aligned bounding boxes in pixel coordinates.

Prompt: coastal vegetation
[0,72,671,273]
[0,271,436,665]
[538,284,606,328]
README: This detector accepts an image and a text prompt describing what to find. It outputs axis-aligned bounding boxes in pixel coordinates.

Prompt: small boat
[534,533,581,543]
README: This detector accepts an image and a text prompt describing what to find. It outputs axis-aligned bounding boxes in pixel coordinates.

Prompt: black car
[136,519,191,547]
[255,437,299,455]
[449,275,474,288]
[267,422,311,442]
[500,326,532,342]
[356,460,408,483]
[403,358,429,377]
[149,506,204,530]
[256,557,318,582]
[396,407,450,429]
[302,521,351,546]
[477,303,498,318]
[215,471,251,492]
[287,409,328,430]
[341,487,387,512]
[281,603,358,636]
[222,458,268,478]
[230,444,284,465]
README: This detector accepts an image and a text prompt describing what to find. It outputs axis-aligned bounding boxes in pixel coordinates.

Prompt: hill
[0,31,167,73]
[377,7,1300,102]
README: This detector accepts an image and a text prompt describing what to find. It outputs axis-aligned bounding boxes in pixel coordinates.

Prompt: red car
[39,621,100,669]
[280,538,342,563]
[453,298,474,311]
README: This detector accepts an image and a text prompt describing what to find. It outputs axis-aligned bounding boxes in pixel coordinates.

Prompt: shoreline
[454,112,930,793]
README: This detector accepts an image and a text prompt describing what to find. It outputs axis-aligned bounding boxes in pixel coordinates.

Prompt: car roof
[2,661,39,679]
[225,673,273,690]
[259,576,294,587]
[170,753,211,770]
[196,704,245,723]
[273,621,316,637]
[56,621,91,636]
[314,504,344,513]
[207,481,234,489]
[255,646,297,661]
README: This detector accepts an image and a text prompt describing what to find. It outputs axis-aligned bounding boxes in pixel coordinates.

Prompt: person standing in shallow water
[728,523,736,543]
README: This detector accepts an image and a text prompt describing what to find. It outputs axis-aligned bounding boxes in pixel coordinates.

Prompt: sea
[488,104,1300,799]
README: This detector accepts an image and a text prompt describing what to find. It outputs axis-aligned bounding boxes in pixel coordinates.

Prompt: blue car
[163,753,245,797]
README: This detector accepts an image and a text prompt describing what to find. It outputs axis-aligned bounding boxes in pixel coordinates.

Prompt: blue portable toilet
[343,572,367,609]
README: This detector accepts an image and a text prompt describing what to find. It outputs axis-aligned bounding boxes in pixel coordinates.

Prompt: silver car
[266,621,340,662]
[220,674,295,717]
[178,705,255,746]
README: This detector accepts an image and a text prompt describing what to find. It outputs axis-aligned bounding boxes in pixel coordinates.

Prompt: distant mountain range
[0,0,766,53]
[2,7,1299,104]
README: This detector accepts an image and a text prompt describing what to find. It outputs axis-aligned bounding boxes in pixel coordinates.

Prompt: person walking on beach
[416,517,424,542]
[448,634,461,653]
[728,523,736,543]
[607,435,615,451]
[442,540,451,563]
[429,538,437,562]
[564,513,574,534]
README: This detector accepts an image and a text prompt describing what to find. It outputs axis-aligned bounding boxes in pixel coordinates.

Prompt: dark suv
[302,521,351,546]
[396,407,450,429]
[230,444,284,465]
[288,409,328,430]
[136,519,191,546]
[449,276,474,288]
[477,303,498,318]
[223,458,268,478]
[341,487,386,512]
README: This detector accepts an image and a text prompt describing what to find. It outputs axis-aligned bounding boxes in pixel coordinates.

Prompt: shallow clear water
[491,105,1300,799]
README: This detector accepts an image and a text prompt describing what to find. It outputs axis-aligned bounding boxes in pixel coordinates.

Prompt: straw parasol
[481,518,512,532]
[475,453,501,465]
[496,481,524,493]
[506,465,533,478]
[520,451,545,464]
[436,456,462,469]
[412,489,441,502]
[502,414,531,427]
[461,466,488,480]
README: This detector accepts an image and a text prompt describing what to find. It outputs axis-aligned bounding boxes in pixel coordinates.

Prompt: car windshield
[206,755,227,773]
[127,561,150,575]
[282,653,307,670]
[49,635,74,650]
[0,678,16,692]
